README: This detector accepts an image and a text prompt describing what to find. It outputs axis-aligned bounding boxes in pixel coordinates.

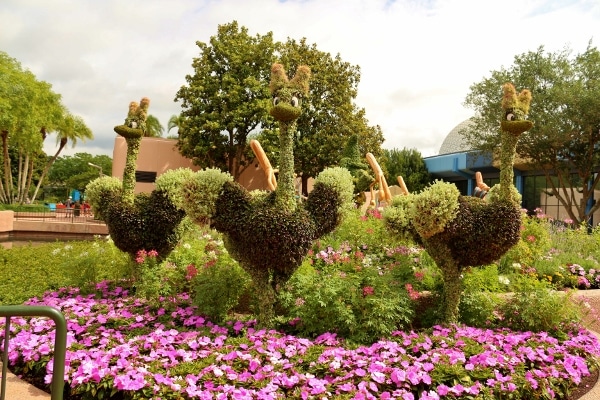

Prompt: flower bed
[2,283,599,399]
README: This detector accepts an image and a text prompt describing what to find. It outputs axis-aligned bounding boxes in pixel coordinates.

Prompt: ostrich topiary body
[94,97,185,262]
[384,83,533,324]
[195,64,353,327]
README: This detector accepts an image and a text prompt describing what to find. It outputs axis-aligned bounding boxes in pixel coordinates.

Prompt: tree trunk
[31,138,67,203]
[2,131,12,203]
[301,174,310,197]
[23,157,34,204]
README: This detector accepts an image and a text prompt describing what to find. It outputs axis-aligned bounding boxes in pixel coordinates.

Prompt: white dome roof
[438,119,474,155]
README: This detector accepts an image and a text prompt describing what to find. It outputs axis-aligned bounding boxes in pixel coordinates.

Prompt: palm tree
[30,112,93,202]
[167,114,181,135]
[145,115,164,137]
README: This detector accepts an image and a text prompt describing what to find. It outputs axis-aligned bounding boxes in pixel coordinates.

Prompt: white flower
[498,275,510,285]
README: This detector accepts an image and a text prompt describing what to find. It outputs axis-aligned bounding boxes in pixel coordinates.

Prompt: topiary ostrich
[93,97,185,263]
[182,64,353,327]
[384,83,533,324]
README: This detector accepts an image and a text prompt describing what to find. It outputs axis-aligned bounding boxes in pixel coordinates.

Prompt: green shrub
[181,168,233,225]
[190,247,251,323]
[383,194,420,243]
[312,167,355,214]
[0,237,131,304]
[327,208,400,251]
[154,167,196,210]
[497,282,580,337]
[412,181,460,238]
[84,176,122,220]
[459,291,502,328]
[499,210,552,272]
[458,265,505,327]
[279,259,414,344]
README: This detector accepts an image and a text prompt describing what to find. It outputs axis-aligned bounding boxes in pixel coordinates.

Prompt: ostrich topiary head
[269,63,310,123]
[500,82,533,136]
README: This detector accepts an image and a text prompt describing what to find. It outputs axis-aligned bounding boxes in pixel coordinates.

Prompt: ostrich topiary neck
[122,137,141,205]
[499,132,519,205]
[275,120,297,212]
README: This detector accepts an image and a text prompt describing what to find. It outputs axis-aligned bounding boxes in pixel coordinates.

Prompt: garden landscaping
[1,207,600,399]
[1,77,599,399]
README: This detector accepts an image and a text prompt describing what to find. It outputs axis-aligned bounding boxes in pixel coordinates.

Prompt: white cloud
[1,0,598,159]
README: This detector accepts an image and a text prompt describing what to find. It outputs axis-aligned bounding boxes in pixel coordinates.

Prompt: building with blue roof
[422,119,599,224]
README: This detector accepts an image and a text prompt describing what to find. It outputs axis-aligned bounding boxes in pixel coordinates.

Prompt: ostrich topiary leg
[245,265,276,327]
[425,239,463,324]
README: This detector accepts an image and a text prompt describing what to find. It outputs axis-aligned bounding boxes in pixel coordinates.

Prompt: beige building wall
[113,137,202,193]
[112,136,309,194]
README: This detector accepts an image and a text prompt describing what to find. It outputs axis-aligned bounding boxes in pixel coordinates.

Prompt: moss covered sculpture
[339,135,374,206]
[384,83,533,324]
[92,97,185,262]
[181,64,353,327]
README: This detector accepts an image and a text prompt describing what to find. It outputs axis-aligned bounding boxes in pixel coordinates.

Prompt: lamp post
[88,162,103,177]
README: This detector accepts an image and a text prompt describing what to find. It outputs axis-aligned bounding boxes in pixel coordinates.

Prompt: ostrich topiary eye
[505,112,515,121]
[291,96,299,107]
[273,97,280,106]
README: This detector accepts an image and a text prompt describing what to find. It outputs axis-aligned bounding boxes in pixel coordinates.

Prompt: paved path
[0,362,50,399]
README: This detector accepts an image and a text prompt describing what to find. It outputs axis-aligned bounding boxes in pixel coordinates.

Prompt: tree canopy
[463,42,600,224]
[175,21,275,181]
[0,51,93,204]
[174,21,383,188]
[383,148,432,193]
[49,153,112,194]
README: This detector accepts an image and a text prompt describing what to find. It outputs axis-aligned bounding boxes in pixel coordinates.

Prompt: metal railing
[0,306,66,400]
[13,210,104,224]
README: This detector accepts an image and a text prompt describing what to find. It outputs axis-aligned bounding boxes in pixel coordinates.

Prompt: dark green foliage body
[304,182,343,238]
[432,197,522,268]
[103,190,185,259]
[211,181,342,283]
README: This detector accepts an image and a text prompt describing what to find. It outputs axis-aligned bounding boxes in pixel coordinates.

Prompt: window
[135,171,157,183]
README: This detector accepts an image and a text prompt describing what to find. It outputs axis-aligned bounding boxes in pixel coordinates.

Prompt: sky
[1,0,599,159]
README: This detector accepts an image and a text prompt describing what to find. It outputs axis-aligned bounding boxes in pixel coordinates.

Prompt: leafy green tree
[167,114,181,134]
[145,115,164,137]
[48,153,112,196]
[30,113,93,202]
[174,22,384,189]
[463,42,600,224]
[175,21,276,180]
[260,38,384,195]
[0,51,93,204]
[383,148,432,193]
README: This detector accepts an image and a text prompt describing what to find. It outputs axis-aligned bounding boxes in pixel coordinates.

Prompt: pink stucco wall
[112,136,296,194]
